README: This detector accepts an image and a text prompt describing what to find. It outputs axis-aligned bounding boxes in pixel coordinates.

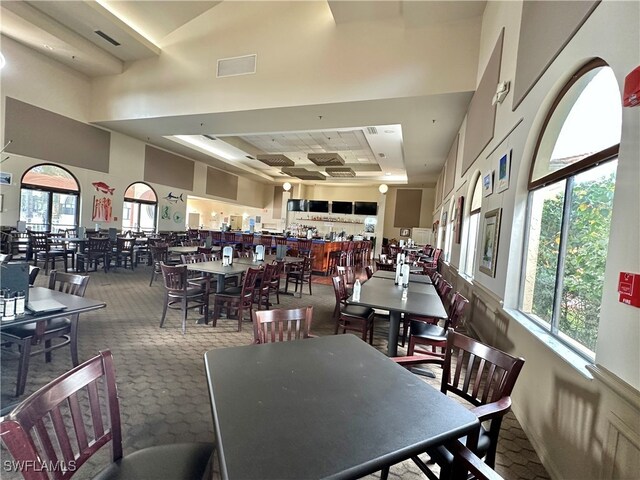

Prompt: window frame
[461,173,482,279]
[20,164,80,232]
[122,182,158,233]
[519,58,620,358]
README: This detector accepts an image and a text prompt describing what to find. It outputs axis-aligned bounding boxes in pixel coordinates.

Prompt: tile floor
[1,266,550,480]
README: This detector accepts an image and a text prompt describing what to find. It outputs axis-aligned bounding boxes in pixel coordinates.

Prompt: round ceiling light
[282,182,292,192]
[379,184,389,194]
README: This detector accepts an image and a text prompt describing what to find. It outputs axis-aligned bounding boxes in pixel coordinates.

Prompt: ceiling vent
[256,154,295,167]
[366,127,378,135]
[281,168,326,180]
[326,167,356,178]
[378,153,387,158]
[307,153,345,166]
[217,54,257,78]
[94,30,121,46]
[203,135,217,141]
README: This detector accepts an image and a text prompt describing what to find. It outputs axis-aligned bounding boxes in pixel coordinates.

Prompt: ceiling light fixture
[326,167,356,177]
[307,153,345,166]
[282,182,292,192]
[256,154,295,167]
[379,184,389,194]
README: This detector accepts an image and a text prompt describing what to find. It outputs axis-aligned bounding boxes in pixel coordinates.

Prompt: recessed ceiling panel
[307,153,345,166]
[256,154,295,167]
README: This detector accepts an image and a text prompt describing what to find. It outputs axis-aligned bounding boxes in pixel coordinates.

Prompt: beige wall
[382,186,436,241]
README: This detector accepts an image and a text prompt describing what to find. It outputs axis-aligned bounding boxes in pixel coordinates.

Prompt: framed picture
[482,171,493,197]
[0,172,12,185]
[399,227,411,237]
[432,220,439,235]
[479,208,502,277]
[0,193,3,212]
[454,196,464,244]
[497,150,511,193]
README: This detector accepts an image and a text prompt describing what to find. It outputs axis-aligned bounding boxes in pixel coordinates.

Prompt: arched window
[520,59,621,358]
[20,164,80,232]
[123,182,157,233]
[461,174,482,278]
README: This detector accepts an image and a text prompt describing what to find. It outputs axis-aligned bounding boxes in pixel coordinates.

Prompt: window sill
[501,307,594,380]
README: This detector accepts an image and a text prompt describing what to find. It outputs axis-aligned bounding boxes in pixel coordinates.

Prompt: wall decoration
[400,227,411,237]
[442,211,448,226]
[432,220,439,235]
[163,192,184,204]
[0,172,12,185]
[479,208,502,277]
[91,181,115,195]
[161,205,171,220]
[497,150,511,193]
[173,211,184,224]
[0,194,3,212]
[482,171,494,197]
[454,196,464,244]
[92,196,113,222]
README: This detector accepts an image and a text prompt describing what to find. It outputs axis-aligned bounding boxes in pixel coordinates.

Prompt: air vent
[94,30,120,46]
[307,153,345,166]
[378,153,386,158]
[326,167,356,178]
[203,135,217,141]
[281,168,326,180]
[366,127,378,135]
[217,54,257,78]
[246,155,255,160]
[256,154,295,167]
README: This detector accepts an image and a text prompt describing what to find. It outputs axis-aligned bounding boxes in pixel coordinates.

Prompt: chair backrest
[28,231,49,251]
[260,235,273,247]
[180,253,206,264]
[270,261,285,284]
[48,270,90,297]
[224,232,237,243]
[0,253,12,262]
[297,239,312,251]
[115,237,135,253]
[252,306,313,344]
[432,248,442,263]
[0,350,123,479]
[150,244,169,263]
[336,265,356,287]
[241,268,261,307]
[365,265,374,279]
[441,331,525,458]
[28,266,40,285]
[197,246,212,255]
[331,275,348,306]
[258,263,278,295]
[160,263,188,291]
[446,292,469,330]
[242,234,254,244]
[274,236,288,246]
[375,260,394,272]
[88,237,110,253]
[437,279,453,300]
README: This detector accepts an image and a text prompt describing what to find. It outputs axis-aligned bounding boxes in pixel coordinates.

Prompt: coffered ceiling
[0,0,486,188]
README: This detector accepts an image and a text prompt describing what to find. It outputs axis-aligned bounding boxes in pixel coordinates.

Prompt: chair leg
[44,339,52,362]
[160,294,169,328]
[16,339,32,397]
[70,318,80,366]
[237,305,244,332]
[181,297,187,335]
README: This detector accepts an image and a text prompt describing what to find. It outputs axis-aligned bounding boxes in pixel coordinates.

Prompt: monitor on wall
[287,199,307,212]
[308,200,329,213]
[354,202,378,215]
[331,201,353,214]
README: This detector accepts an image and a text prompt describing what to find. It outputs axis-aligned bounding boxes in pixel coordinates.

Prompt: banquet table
[204,335,479,480]
[348,276,447,356]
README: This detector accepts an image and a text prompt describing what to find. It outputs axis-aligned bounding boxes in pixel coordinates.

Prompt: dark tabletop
[185,261,248,276]
[204,335,479,480]
[364,277,437,295]
[372,270,433,285]
[0,287,106,329]
[234,255,302,266]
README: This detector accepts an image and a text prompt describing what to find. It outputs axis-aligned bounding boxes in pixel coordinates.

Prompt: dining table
[348,275,447,356]
[185,260,248,293]
[372,269,433,284]
[204,335,479,480]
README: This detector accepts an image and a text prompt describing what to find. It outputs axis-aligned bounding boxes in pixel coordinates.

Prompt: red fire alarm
[618,272,640,308]
[623,66,640,107]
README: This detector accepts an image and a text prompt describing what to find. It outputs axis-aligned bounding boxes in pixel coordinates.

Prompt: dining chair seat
[343,304,374,318]
[408,321,446,341]
[220,285,243,295]
[1,317,70,338]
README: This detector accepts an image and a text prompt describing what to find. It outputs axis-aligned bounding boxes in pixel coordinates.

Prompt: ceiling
[0,0,486,188]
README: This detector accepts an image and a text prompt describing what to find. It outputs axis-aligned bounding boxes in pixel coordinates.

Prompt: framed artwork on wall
[399,227,411,237]
[0,172,12,185]
[479,208,502,277]
[482,171,494,197]
[497,150,511,193]
[454,196,464,244]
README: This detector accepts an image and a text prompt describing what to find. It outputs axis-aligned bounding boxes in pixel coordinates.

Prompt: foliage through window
[122,182,157,233]
[520,60,620,357]
[20,164,80,232]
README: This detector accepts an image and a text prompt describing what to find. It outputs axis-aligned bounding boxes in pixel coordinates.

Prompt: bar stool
[260,235,274,254]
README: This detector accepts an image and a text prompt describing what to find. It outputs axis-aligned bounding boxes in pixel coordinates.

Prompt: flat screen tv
[331,201,353,214]
[287,199,307,212]
[354,201,378,215]
[308,200,329,213]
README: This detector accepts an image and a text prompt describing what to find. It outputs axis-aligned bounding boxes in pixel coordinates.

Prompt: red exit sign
[618,272,640,308]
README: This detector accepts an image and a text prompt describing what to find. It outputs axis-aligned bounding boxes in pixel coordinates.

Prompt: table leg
[388,311,400,357]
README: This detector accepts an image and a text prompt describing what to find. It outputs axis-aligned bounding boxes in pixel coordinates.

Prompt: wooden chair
[0,271,90,397]
[375,260,395,272]
[284,256,313,298]
[28,231,67,275]
[260,235,274,254]
[241,233,255,252]
[423,248,442,275]
[212,267,260,332]
[268,260,285,305]
[331,275,375,344]
[149,243,178,286]
[252,306,314,344]
[0,350,214,480]
[112,237,136,270]
[407,292,469,357]
[296,238,312,257]
[28,266,40,285]
[159,263,208,335]
[365,265,374,279]
[76,237,111,273]
[389,331,525,480]
[254,262,278,310]
[180,253,216,292]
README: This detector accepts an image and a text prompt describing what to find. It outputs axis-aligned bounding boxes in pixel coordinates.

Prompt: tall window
[462,175,482,278]
[122,182,157,233]
[20,164,80,232]
[520,60,620,357]
[444,198,455,262]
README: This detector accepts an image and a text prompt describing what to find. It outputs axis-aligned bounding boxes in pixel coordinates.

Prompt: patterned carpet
[0,266,549,480]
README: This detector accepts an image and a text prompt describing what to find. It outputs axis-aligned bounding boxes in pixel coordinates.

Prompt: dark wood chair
[180,253,216,292]
[28,231,68,275]
[423,248,442,275]
[76,237,111,273]
[365,265,374,279]
[254,262,278,310]
[260,234,274,254]
[266,260,285,305]
[241,233,255,252]
[336,265,356,292]
[375,260,395,272]
[407,292,469,356]
[331,275,375,344]
[388,331,525,480]
[149,243,178,286]
[448,440,505,480]
[212,267,260,332]
[28,266,40,285]
[159,263,208,335]
[252,306,314,344]
[112,237,136,270]
[284,256,313,298]
[296,238,312,257]
[0,350,214,479]
[0,270,90,397]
